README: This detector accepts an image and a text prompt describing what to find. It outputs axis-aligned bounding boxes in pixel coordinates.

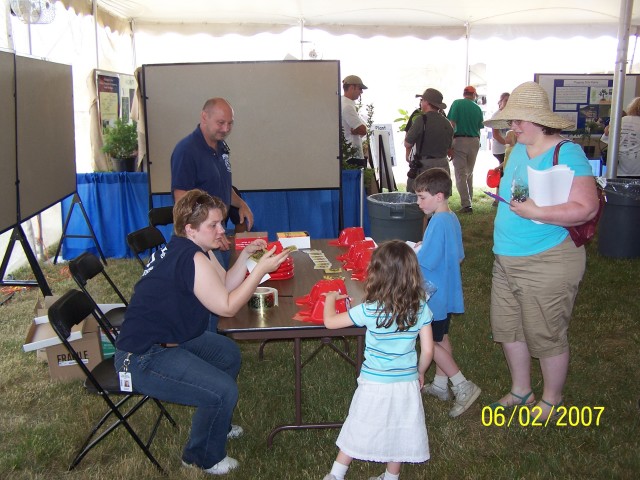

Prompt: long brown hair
[364,240,426,332]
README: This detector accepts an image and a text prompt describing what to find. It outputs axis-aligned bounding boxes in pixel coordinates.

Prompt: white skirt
[336,377,430,463]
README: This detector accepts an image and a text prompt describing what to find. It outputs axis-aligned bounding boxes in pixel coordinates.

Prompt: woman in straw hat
[483,81,600,421]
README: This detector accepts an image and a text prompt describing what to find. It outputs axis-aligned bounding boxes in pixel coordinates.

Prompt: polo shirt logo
[222,153,231,173]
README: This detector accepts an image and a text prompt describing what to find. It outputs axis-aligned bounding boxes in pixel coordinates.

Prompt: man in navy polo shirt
[171,98,254,253]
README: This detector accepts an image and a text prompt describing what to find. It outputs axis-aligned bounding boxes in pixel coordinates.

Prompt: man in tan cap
[341,75,368,159]
[447,86,485,214]
[404,88,453,192]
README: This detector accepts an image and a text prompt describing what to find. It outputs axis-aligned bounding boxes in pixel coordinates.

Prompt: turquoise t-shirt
[348,301,432,384]
[494,141,593,256]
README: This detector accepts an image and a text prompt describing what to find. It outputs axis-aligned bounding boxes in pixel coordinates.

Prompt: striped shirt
[349,301,432,383]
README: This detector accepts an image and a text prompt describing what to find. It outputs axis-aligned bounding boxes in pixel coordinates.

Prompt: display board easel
[0,52,82,296]
[0,225,52,296]
[54,193,106,265]
[376,135,397,192]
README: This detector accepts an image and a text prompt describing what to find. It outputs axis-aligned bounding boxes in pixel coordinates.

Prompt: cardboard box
[24,295,104,381]
[235,231,268,250]
[24,316,103,381]
[277,231,311,250]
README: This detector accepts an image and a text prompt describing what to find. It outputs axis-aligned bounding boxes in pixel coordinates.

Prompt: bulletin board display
[535,73,640,131]
[141,60,341,194]
[0,51,17,234]
[15,55,76,221]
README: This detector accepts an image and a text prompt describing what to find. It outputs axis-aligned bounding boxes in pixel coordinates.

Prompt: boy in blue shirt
[414,168,481,417]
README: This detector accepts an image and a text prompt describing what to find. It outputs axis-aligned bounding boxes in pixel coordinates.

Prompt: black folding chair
[69,252,128,329]
[126,225,167,268]
[148,206,174,227]
[47,290,176,472]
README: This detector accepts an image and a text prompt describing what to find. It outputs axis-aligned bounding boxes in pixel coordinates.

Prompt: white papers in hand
[527,165,574,207]
[245,257,271,284]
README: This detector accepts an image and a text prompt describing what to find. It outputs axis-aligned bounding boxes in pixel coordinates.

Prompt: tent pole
[93,0,99,69]
[606,0,634,179]
[464,22,470,86]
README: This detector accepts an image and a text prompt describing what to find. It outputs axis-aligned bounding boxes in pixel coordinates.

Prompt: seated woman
[114,189,289,475]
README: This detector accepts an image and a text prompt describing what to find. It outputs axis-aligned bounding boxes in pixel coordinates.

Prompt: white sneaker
[182,456,239,475]
[449,380,481,418]
[322,475,338,480]
[227,424,243,439]
[422,382,451,401]
[368,474,385,480]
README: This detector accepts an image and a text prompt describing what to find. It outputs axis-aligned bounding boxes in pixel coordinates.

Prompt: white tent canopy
[3,1,638,173]
[69,1,638,34]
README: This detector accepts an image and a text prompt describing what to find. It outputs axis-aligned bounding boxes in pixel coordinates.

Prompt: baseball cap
[342,75,368,89]
[464,85,477,95]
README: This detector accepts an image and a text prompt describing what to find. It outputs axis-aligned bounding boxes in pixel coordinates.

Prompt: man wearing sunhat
[341,75,368,159]
[404,88,454,192]
[447,86,485,214]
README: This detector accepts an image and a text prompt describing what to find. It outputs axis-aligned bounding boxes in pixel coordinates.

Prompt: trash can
[598,178,640,258]
[366,192,423,243]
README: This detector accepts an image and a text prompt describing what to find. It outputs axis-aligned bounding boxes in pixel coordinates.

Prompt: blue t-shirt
[171,125,232,208]
[417,212,465,321]
[494,141,594,256]
[348,301,432,384]
[116,236,210,354]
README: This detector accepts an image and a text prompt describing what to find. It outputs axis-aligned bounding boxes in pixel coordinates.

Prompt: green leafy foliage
[394,108,411,132]
[101,118,138,159]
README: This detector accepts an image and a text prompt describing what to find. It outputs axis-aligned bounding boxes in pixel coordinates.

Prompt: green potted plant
[102,118,138,172]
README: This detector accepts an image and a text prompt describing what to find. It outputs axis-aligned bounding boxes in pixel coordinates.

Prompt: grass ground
[0,189,638,479]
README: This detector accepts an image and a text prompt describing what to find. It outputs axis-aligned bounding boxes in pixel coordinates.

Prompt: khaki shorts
[490,237,586,358]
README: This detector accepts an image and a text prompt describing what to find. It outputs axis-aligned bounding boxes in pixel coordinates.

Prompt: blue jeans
[114,331,241,468]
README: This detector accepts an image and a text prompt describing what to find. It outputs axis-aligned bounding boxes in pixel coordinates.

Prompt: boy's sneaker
[422,382,451,401]
[227,424,243,439]
[322,475,338,480]
[449,380,481,418]
[182,456,239,475]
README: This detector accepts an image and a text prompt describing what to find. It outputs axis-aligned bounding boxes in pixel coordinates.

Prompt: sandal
[537,398,563,421]
[489,391,535,410]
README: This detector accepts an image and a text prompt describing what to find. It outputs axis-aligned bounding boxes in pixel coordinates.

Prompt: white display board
[370,124,397,190]
[142,60,341,194]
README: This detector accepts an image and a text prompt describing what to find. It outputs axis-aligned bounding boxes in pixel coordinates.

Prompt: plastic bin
[366,192,423,243]
[598,178,640,258]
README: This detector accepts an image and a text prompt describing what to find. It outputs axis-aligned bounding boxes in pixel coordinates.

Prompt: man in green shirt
[447,86,485,213]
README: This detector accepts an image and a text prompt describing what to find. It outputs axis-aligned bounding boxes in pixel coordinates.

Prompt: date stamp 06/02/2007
[481,405,605,428]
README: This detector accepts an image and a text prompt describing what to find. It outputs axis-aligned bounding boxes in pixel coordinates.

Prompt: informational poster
[97,73,119,131]
[535,74,640,132]
[553,78,611,131]
[370,124,397,191]
[370,124,397,167]
[96,70,136,130]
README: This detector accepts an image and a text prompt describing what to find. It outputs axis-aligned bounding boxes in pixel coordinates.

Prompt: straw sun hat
[483,81,575,130]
